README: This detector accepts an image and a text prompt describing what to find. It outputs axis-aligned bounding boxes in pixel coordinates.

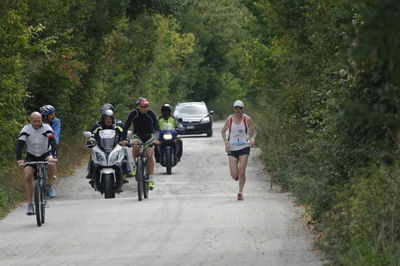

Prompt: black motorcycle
[158,123,179,174]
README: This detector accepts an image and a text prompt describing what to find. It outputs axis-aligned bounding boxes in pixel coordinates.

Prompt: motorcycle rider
[16,112,58,215]
[155,104,183,163]
[39,104,60,198]
[86,109,127,184]
[121,97,159,190]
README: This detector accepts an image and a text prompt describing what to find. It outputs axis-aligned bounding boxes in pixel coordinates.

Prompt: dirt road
[0,122,321,266]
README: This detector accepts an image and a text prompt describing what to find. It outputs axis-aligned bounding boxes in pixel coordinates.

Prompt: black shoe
[86,174,92,179]
[89,180,94,188]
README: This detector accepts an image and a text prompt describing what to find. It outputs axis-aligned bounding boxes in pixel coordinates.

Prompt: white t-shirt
[18,123,54,157]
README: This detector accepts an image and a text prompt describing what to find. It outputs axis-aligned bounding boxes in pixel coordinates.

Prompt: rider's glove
[86,138,96,148]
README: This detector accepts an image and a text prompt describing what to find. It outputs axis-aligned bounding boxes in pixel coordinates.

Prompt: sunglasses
[139,105,149,108]
[234,106,243,109]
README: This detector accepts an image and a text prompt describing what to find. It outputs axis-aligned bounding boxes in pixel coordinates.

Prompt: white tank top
[229,115,249,151]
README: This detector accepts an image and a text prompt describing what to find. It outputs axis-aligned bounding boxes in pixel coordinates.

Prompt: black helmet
[161,104,172,116]
[39,105,56,115]
[100,103,115,114]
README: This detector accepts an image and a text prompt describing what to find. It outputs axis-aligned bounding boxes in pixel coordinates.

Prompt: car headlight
[200,117,210,124]
[93,151,107,165]
[163,133,173,140]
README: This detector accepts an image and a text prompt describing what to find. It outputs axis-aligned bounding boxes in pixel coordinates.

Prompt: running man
[221,100,256,200]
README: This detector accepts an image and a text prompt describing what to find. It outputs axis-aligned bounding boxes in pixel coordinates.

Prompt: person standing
[16,112,58,215]
[221,100,256,200]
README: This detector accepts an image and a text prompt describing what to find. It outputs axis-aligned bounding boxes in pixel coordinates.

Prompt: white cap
[233,100,244,108]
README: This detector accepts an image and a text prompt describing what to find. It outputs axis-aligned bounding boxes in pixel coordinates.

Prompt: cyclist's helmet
[135,97,149,106]
[161,104,172,117]
[39,105,56,115]
[100,103,115,114]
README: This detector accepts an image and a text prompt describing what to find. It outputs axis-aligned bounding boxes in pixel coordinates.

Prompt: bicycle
[129,137,153,201]
[24,161,53,227]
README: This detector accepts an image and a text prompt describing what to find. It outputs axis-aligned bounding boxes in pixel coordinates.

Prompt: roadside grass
[0,136,89,219]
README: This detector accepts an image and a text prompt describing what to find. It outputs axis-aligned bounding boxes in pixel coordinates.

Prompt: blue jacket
[49,117,61,144]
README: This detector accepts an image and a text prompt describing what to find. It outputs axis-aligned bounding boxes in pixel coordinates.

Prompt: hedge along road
[0,121,321,266]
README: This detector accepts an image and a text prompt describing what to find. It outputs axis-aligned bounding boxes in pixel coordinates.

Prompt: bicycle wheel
[40,181,46,224]
[136,159,143,201]
[34,180,42,227]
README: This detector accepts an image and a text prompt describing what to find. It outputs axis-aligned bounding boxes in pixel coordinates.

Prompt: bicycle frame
[130,138,153,201]
[24,161,53,226]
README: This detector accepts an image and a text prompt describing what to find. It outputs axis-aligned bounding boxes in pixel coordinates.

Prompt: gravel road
[0,121,321,266]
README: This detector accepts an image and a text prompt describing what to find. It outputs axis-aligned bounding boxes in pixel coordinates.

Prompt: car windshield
[174,105,208,116]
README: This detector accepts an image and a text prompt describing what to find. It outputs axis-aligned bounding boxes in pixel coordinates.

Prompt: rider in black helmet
[155,104,183,162]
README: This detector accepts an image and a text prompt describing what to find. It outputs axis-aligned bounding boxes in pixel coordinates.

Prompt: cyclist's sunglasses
[139,105,149,108]
[234,106,243,109]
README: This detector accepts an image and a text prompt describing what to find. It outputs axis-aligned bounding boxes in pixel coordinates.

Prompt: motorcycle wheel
[103,173,115,199]
[166,149,172,175]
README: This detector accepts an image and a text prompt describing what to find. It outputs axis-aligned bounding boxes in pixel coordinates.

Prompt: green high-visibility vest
[159,117,176,130]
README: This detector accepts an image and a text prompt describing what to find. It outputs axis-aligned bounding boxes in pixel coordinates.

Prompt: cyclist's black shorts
[228,147,250,159]
[135,134,154,147]
[25,152,51,170]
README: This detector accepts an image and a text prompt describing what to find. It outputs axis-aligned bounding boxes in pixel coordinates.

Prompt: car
[173,102,214,137]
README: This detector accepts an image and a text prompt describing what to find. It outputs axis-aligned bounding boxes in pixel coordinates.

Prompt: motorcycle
[83,129,126,198]
[158,122,179,174]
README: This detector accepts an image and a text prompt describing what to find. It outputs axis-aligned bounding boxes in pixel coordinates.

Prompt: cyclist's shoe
[46,185,56,198]
[148,180,155,190]
[86,173,92,179]
[131,166,136,177]
[26,203,35,215]
[89,180,94,188]
[237,193,244,201]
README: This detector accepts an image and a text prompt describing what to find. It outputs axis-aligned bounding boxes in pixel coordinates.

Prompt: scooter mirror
[83,131,93,138]
[127,130,133,139]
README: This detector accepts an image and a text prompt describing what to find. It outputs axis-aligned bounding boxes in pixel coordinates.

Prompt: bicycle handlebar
[23,161,55,166]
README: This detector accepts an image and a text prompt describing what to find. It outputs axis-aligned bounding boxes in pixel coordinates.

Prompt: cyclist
[221,100,257,201]
[86,109,127,183]
[39,104,60,198]
[122,97,159,190]
[155,104,183,163]
[16,112,58,215]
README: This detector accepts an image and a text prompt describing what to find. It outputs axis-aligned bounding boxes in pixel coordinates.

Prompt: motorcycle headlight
[200,117,210,124]
[163,133,173,140]
[109,150,122,165]
[93,151,107,165]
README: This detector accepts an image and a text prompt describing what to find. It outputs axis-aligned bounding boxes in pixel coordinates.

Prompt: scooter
[83,129,125,198]
[158,122,179,174]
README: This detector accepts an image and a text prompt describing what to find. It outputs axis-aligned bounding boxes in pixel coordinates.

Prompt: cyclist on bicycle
[16,112,58,215]
[155,103,183,163]
[39,104,61,198]
[122,97,160,190]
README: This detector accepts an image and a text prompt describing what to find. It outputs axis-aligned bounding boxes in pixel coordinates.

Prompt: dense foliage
[1,0,399,263]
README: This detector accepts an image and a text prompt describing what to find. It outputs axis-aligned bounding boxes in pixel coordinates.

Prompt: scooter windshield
[98,129,117,153]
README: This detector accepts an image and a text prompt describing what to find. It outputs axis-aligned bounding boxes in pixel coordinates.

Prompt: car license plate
[187,126,195,129]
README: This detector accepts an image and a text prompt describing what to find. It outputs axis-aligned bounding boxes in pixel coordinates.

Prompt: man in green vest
[155,104,183,163]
